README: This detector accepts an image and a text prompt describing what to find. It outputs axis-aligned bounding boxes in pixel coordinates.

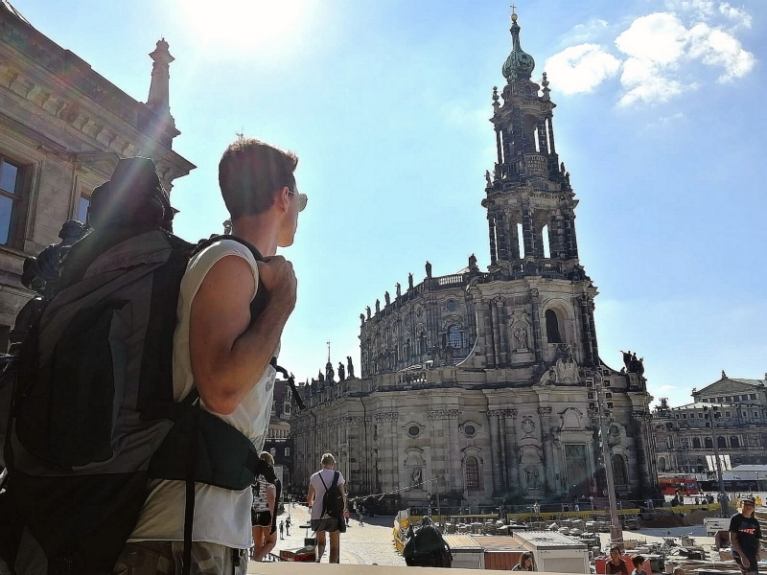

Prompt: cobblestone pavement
[248,504,406,571]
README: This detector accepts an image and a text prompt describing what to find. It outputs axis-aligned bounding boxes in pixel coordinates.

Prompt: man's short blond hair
[321,453,336,466]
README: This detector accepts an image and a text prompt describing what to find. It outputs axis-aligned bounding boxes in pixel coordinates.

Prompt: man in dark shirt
[606,546,629,575]
[730,498,763,575]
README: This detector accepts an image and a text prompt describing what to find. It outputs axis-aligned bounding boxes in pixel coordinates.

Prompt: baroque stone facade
[291,12,657,506]
[653,372,767,475]
[0,3,194,348]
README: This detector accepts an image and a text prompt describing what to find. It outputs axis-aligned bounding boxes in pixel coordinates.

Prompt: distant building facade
[653,372,767,475]
[291,12,658,508]
[263,378,295,490]
[0,1,194,349]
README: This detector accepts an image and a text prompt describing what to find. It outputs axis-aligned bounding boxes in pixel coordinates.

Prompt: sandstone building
[0,1,194,349]
[291,12,658,507]
[653,372,767,475]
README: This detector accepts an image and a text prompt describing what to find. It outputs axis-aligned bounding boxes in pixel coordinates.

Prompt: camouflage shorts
[112,541,248,575]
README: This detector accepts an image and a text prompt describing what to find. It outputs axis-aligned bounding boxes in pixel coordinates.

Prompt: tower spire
[502,7,535,82]
[147,38,175,122]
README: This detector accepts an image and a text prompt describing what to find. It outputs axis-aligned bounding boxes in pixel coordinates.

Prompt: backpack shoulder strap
[192,234,264,262]
[331,471,340,488]
[318,471,329,491]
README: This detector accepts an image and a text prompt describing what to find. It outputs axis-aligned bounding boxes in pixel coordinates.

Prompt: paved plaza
[248,504,406,571]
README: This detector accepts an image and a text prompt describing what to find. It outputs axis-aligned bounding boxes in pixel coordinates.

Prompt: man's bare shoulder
[193,252,257,303]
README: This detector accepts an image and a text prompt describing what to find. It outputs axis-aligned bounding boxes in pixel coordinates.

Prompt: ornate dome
[502,12,535,82]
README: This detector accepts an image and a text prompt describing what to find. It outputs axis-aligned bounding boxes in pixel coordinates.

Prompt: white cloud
[688,23,755,81]
[719,2,752,28]
[543,44,621,94]
[570,19,610,42]
[614,13,692,105]
[665,0,716,19]
[616,13,690,64]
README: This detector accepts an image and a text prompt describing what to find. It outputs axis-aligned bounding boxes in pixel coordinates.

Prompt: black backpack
[0,229,294,574]
[319,471,345,519]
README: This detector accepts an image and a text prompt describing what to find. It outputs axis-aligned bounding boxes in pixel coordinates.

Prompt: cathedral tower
[292,9,657,507]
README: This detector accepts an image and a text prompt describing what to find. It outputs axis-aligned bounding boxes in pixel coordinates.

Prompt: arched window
[696,458,705,473]
[545,309,563,343]
[465,456,480,491]
[730,436,740,448]
[658,457,667,472]
[612,455,628,485]
[705,437,713,449]
[447,325,462,349]
[717,436,727,448]
[692,437,701,449]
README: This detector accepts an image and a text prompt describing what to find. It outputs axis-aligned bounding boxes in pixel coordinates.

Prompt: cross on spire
[510,4,516,13]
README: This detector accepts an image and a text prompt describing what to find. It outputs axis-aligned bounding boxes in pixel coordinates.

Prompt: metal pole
[595,373,624,550]
[436,474,443,532]
[708,408,730,517]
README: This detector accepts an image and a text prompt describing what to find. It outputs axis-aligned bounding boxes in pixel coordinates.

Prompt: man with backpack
[1,145,304,575]
[307,453,348,563]
[110,138,305,574]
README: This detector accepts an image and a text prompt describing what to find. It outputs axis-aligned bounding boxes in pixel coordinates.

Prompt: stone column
[546,114,556,154]
[530,289,543,364]
[488,215,498,265]
[586,297,599,365]
[491,300,501,368]
[496,213,510,262]
[509,215,521,260]
[563,209,579,259]
[521,204,534,258]
[449,410,463,494]
[489,410,504,493]
[495,300,509,366]
[504,409,519,489]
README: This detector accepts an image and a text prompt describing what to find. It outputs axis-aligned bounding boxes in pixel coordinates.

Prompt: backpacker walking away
[0,140,306,575]
[307,453,348,563]
[403,516,452,568]
[251,452,279,561]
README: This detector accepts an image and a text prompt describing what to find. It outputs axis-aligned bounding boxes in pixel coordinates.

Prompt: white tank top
[129,240,278,548]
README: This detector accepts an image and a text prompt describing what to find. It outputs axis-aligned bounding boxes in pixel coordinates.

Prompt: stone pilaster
[538,406,557,491]
[504,409,519,489]
[488,215,498,265]
[488,410,504,493]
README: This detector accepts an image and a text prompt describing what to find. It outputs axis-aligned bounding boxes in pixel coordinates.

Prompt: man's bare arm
[190,255,296,415]
[307,484,315,507]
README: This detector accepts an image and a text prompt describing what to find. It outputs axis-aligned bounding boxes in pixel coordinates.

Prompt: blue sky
[16,0,766,407]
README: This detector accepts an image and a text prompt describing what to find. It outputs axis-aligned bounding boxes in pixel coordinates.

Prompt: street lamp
[594,372,624,550]
[703,406,729,517]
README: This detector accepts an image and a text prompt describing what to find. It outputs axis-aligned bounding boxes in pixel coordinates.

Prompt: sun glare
[182,0,309,50]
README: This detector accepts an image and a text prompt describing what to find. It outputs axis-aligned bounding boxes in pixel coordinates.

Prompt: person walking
[307,453,348,563]
[279,521,284,540]
[251,452,278,561]
[285,516,291,536]
[730,497,762,575]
